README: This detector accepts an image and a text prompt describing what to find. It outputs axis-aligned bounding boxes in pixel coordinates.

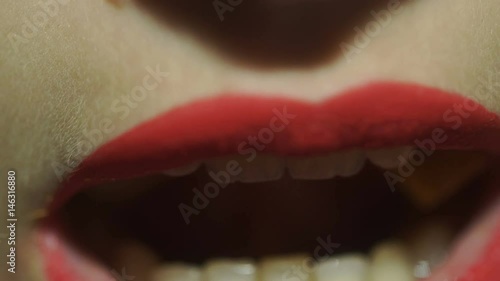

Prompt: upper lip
[50,81,500,211]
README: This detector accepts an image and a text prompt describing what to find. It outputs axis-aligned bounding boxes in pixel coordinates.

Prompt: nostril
[132,0,393,68]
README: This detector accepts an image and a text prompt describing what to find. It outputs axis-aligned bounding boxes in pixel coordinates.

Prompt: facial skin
[0,0,499,280]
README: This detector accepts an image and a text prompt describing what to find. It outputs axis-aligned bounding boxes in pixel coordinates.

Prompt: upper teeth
[163,162,202,177]
[163,147,413,181]
[365,147,413,170]
[206,155,286,183]
[287,150,366,180]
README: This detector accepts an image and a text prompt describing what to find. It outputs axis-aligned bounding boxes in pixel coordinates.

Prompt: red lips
[41,82,500,281]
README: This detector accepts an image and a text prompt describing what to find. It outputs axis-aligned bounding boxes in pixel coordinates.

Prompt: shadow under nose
[133,0,390,69]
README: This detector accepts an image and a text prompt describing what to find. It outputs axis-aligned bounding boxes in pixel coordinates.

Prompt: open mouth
[38,83,500,281]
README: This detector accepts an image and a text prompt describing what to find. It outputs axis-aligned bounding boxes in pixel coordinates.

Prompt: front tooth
[206,155,285,183]
[163,162,201,177]
[287,155,340,180]
[316,254,369,281]
[366,147,413,169]
[203,259,256,281]
[287,150,366,180]
[368,241,416,281]
[261,255,311,281]
[331,150,366,177]
[151,264,201,281]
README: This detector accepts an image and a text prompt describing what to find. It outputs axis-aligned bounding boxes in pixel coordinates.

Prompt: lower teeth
[118,222,451,281]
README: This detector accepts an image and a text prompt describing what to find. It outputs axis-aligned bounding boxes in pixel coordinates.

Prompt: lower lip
[40,82,500,281]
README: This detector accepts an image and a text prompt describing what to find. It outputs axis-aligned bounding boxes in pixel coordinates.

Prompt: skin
[0,0,499,280]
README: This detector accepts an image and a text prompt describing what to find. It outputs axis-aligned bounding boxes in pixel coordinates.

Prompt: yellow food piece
[399,150,488,211]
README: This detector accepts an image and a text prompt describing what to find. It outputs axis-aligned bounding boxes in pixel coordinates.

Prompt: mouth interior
[52,149,495,279]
